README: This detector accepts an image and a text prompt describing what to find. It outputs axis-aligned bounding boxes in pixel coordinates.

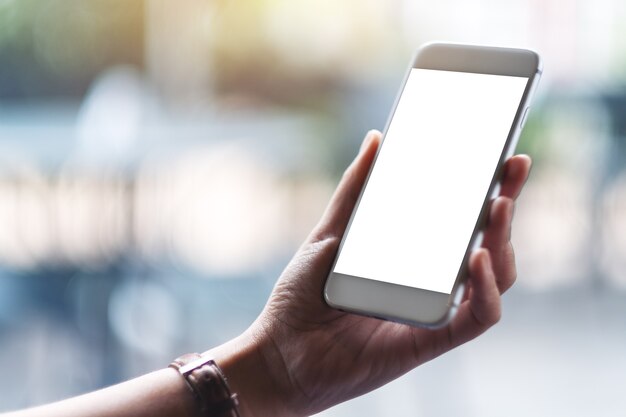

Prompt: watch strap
[170,353,241,417]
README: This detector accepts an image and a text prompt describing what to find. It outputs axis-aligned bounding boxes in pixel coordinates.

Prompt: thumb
[309,130,381,242]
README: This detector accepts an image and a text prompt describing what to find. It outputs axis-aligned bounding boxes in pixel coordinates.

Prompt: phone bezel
[324,42,542,328]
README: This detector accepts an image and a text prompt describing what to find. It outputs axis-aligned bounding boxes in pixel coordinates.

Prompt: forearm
[3,368,196,417]
[3,330,289,417]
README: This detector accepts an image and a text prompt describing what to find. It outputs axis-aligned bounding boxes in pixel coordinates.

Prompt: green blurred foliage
[516,106,550,167]
[0,0,143,98]
[209,0,405,108]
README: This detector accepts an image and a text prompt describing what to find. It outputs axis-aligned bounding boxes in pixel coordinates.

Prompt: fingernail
[507,159,520,178]
[359,132,374,154]
[524,155,533,174]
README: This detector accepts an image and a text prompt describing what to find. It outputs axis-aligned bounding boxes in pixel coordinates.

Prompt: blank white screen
[333,68,528,294]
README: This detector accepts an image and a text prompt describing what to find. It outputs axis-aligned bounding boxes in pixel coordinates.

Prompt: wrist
[169,353,240,417]
[204,327,293,417]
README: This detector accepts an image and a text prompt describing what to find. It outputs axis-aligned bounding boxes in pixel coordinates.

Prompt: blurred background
[0,0,625,415]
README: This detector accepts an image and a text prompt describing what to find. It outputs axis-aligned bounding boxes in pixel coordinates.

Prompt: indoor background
[0,0,625,416]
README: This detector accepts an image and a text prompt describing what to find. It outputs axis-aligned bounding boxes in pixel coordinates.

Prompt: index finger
[499,154,532,199]
[310,130,381,242]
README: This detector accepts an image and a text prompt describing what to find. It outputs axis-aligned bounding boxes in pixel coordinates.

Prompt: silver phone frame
[324,42,542,328]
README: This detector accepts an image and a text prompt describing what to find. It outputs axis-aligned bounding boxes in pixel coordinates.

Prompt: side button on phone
[520,106,530,128]
[452,283,465,306]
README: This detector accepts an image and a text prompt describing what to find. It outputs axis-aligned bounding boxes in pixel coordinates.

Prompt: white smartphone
[324,42,542,328]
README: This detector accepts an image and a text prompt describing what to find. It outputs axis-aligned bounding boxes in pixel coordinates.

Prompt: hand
[209,130,532,417]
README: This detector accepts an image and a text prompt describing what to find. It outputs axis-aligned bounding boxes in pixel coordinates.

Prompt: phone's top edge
[417,41,540,55]
[414,41,542,78]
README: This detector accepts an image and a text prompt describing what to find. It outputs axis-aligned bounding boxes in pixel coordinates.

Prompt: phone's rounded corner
[415,305,458,329]
[451,281,467,307]
[419,284,466,329]
[414,41,452,63]
[528,49,543,74]
[417,41,444,54]
[507,46,542,78]
[322,288,333,308]
[322,278,337,309]
[438,306,459,327]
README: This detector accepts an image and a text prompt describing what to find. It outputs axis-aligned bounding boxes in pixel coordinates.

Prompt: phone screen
[332,68,529,295]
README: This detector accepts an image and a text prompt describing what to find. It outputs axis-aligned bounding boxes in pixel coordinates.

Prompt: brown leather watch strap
[170,353,241,417]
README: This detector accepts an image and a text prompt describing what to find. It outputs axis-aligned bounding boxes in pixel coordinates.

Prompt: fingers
[481,197,517,292]
[466,249,502,326]
[480,155,531,293]
[445,249,501,347]
[310,130,381,241]
[487,197,514,242]
[499,154,532,199]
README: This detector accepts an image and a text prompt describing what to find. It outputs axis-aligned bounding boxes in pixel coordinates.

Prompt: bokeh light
[1,1,626,416]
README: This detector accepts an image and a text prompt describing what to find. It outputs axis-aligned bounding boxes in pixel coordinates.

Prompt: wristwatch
[169,353,241,417]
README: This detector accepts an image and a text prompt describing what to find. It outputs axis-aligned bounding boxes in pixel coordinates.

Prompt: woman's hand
[209,130,532,417]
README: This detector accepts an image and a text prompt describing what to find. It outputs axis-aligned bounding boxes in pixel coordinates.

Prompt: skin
[4,130,532,417]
